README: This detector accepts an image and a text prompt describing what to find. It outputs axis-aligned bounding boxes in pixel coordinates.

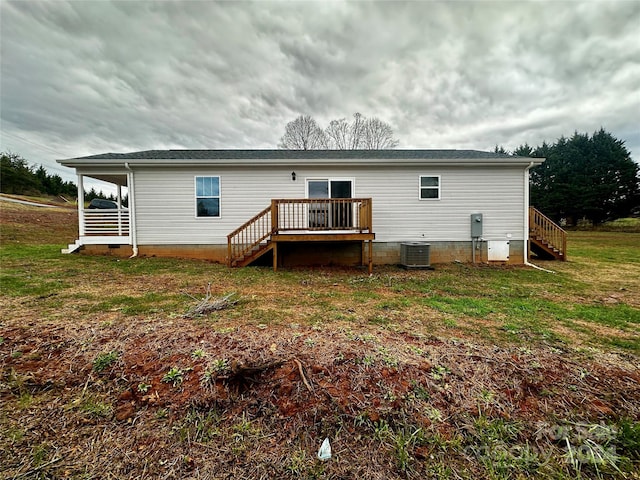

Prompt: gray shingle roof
[70,149,517,161]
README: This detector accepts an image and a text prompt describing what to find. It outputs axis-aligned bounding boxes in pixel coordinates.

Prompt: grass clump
[92,351,119,373]
[162,367,185,387]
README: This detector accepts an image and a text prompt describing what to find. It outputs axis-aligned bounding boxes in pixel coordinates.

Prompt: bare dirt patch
[2,313,639,479]
[1,200,78,245]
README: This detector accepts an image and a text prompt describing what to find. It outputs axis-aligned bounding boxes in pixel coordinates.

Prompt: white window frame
[419,175,441,201]
[194,176,221,218]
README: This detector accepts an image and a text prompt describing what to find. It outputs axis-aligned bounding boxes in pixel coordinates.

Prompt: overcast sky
[1,0,639,187]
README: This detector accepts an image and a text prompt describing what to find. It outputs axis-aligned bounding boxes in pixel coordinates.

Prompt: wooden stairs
[233,240,274,267]
[529,207,567,261]
[227,205,274,267]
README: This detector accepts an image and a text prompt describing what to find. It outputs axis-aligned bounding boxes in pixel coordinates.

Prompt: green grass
[79,397,113,418]
[1,230,639,353]
[89,292,186,316]
[92,351,119,373]
[598,217,640,232]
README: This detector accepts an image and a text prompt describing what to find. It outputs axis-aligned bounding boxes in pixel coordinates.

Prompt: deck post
[368,239,373,275]
[270,199,278,234]
[272,241,278,272]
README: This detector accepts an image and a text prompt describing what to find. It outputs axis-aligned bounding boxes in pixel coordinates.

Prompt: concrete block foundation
[78,240,525,266]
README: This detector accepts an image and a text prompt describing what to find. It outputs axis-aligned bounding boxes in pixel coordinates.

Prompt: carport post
[78,174,85,236]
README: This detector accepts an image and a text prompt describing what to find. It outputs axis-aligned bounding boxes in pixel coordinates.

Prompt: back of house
[58,149,551,269]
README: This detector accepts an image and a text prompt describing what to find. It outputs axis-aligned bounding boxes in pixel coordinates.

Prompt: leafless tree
[279,113,399,150]
[348,112,366,149]
[278,115,328,150]
[324,118,350,150]
[361,117,399,149]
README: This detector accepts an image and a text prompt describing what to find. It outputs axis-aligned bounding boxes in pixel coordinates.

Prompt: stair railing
[529,206,567,258]
[227,205,273,266]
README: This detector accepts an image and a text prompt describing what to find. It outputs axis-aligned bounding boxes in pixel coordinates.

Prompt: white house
[58,150,565,272]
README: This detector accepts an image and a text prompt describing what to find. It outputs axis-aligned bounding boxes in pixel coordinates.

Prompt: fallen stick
[294,358,314,392]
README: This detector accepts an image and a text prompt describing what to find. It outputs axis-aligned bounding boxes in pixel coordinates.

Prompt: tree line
[279,113,399,150]
[496,129,639,225]
[1,152,121,203]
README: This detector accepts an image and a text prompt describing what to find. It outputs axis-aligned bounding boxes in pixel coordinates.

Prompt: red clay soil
[2,315,639,479]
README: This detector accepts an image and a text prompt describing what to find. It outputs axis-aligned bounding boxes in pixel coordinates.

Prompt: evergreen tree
[0,152,42,194]
[1,152,78,197]
[527,129,639,224]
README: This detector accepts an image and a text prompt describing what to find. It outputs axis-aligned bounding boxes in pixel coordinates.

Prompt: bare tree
[324,118,350,150]
[362,117,399,149]
[348,112,366,149]
[279,113,399,150]
[278,115,327,150]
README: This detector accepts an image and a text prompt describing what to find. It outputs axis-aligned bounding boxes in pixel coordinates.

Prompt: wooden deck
[228,199,375,273]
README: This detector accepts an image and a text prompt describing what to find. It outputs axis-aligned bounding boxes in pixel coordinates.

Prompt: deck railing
[273,198,372,232]
[81,209,130,236]
[529,206,567,258]
[227,198,373,266]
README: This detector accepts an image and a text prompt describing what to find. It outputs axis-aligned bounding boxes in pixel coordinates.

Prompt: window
[195,176,220,217]
[419,175,440,200]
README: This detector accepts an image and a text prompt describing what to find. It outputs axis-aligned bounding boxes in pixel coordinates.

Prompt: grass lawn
[1,200,639,479]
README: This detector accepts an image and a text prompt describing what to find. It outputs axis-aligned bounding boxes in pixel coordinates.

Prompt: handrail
[227,198,373,266]
[227,205,273,266]
[529,206,567,258]
[227,205,272,239]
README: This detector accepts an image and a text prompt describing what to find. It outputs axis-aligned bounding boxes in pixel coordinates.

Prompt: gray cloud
[1,0,638,185]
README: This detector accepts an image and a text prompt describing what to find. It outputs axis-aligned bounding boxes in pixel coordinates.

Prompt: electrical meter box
[470,213,483,238]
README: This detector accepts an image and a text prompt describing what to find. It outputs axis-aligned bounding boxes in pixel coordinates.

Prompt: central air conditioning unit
[400,242,432,269]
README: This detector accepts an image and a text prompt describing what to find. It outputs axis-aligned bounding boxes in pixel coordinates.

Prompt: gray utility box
[400,242,432,269]
[471,213,483,238]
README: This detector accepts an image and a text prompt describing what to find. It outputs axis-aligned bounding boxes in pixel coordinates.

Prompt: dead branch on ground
[183,284,238,318]
[294,358,314,392]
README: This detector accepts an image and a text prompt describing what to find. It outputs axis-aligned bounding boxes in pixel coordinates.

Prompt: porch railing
[81,209,130,236]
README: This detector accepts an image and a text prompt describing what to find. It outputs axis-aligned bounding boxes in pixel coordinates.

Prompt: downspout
[524,161,554,273]
[125,162,139,258]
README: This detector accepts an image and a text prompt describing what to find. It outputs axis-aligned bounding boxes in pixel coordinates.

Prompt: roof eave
[58,157,546,168]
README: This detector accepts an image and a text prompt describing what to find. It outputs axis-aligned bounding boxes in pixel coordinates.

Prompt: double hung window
[419,176,440,200]
[195,176,220,217]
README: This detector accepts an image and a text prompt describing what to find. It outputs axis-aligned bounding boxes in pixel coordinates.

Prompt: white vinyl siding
[128,164,526,245]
